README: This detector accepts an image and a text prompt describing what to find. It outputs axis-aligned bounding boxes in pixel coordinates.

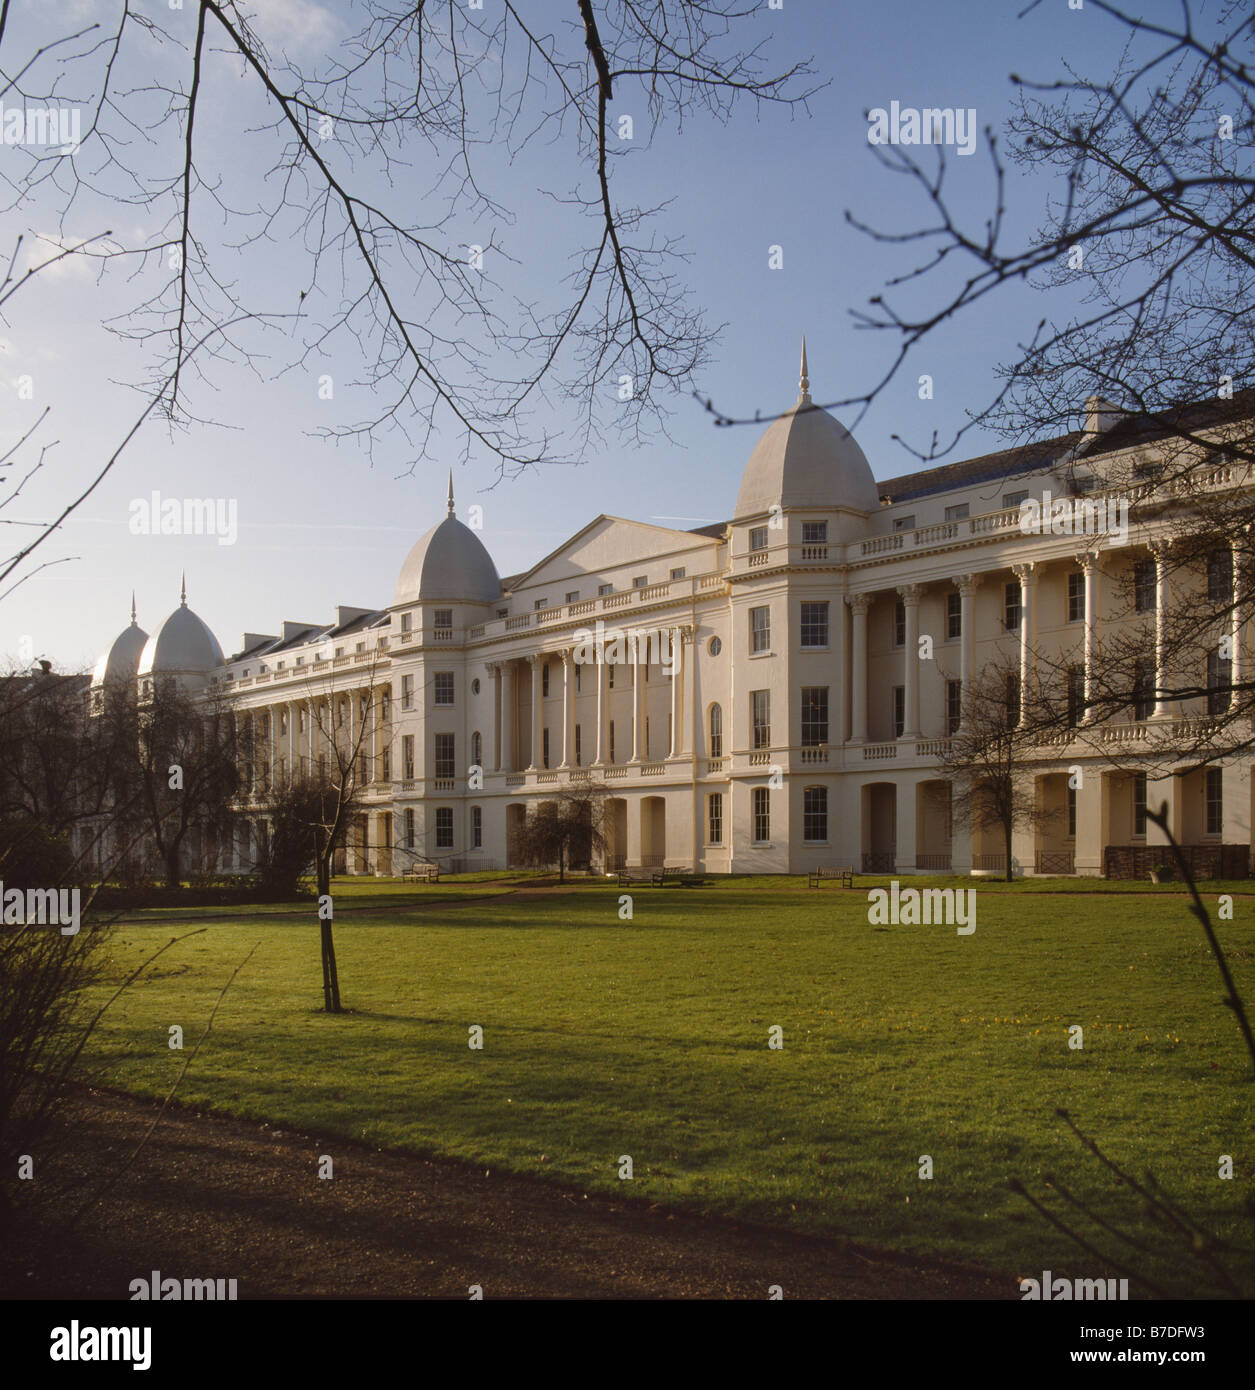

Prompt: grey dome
[92,617,149,688]
[734,345,879,518]
[394,513,500,605]
[138,594,224,676]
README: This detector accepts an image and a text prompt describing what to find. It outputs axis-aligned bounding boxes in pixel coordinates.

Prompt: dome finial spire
[447,469,455,517]
[180,571,187,607]
[798,336,811,406]
[131,591,138,625]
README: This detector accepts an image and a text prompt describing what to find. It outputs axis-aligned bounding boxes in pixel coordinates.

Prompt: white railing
[862,743,897,760]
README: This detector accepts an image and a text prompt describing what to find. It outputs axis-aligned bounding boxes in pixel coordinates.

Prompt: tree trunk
[559,844,565,884]
[164,842,180,889]
[1004,817,1014,883]
[317,855,342,1013]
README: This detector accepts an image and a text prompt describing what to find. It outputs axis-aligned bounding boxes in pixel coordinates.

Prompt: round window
[471,678,481,695]
[708,636,722,656]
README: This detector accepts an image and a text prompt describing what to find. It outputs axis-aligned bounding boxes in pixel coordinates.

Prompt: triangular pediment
[509,514,722,591]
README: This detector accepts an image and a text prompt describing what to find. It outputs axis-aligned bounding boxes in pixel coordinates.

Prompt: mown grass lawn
[80,875,1255,1292]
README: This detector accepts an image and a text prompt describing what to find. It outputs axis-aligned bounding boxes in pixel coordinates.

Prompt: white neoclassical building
[90,347,1255,878]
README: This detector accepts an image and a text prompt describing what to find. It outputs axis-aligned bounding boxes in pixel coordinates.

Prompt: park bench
[402,863,440,883]
[617,867,663,888]
[660,866,708,887]
[808,865,855,888]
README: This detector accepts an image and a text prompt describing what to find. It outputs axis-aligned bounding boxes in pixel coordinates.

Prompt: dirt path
[2,1088,1011,1300]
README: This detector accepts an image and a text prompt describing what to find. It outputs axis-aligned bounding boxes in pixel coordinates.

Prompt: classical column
[1151,541,1171,719]
[501,661,516,770]
[898,583,922,739]
[1012,562,1036,727]
[489,662,502,771]
[954,574,982,731]
[594,650,608,764]
[1230,536,1245,713]
[1076,551,1100,724]
[631,636,646,762]
[668,627,685,758]
[527,654,543,770]
[561,649,575,767]
[846,593,871,743]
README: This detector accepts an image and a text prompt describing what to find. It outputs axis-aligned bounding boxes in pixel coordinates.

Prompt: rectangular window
[435,807,453,849]
[801,687,829,746]
[944,503,969,521]
[434,608,453,629]
[893,601,906,647]
[633,576,648,589]
[534,597,548,611]
[565,590,580,604]
[598,583,613,596]
[751,690,771,749]
[472,806,482,849]
[800,601,829,648]
[752,786,770,843]
[402,735,415,780]
[404,808,415,849]
[1206,768,1223,835]
[1208,648,1232,715]
[946,591,962,640]
[542,663,550,697]
[670,567,686,580]
[1134,559,1156,613]
[946,679,962,735]
[1004,581,1022,632]
[892,514,916,531]
[609,720,615,763]
[575,663,582,693]
[803,785,828,842]
[382,747,391,781]
[709,704,722,758]
[401,611,413,633]
[1133,660,1154,721]
[1067,786,1077,837]
[750,605,771,653]
[434,733,455,780]
[575,725,582,766]
[749,525,769,552]
[402,674,414,710]
[1004,673,1021,729]
[1208,551,1233,603]
[542,728,550,768]
[892,686,905,738]
[802,521,828,543]
[608,663,615,689]
[1133,772,1147,836]
[496,607,509,619]
[434,672,455,706]
[1003,490,1029,510]
[708,792,723,845]
[1068,571,1085,623]
[1067,665,1085,727]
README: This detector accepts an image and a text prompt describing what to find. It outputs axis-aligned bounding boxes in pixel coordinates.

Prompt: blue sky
[1,0,1184,668]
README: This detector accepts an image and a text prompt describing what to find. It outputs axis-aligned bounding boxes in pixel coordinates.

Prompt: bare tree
[0,1,819,599]
[510,777,608,882]
[251,665,387,1012]
[941,657,1056,881]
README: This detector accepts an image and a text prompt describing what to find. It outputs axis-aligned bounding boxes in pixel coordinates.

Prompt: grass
[78,874,1255,1292]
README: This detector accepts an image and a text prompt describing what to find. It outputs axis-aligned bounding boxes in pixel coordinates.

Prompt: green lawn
[80,875,1255,1293]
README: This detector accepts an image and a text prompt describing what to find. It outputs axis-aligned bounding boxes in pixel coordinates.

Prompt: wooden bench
[402,863,440,883]
[660,867,707,888]
[617,867,663,888]
[808,865,855,888]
